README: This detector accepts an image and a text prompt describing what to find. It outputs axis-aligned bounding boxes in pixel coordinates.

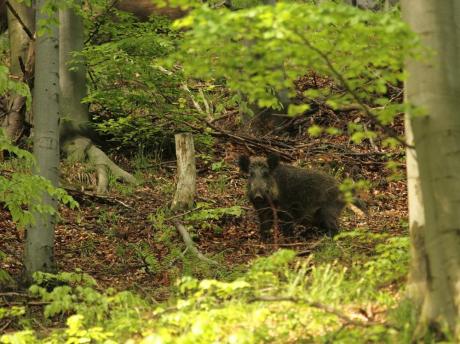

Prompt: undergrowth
[1,231,415,343]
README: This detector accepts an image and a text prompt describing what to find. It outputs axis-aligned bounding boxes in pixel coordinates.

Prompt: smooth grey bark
[59,3,135,193]
[59,1,87,129]
[405,111,427,314]
[402,0,460,336]
[3,1,35,142]
[171,133,196,211]
[24,0,59,284]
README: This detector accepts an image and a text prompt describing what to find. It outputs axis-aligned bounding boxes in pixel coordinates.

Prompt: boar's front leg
[314,207,340,237]
[255,206,274,242]
[276,209,294,238]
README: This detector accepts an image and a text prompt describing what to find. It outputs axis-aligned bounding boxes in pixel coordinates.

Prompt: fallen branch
[348,203,366,218]
[64,188,133,208]
[0,319,12,333]
[173,92,295,160]
[173,220,219,265]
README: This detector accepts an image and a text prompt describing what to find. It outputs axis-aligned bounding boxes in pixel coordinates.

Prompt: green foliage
[80,12,190,153]
[145,204,239,280]
[0,65,31,109]
[1,246,415,343]
[129,242,161,274]
[0,131,78,229]
[0,306,25,320]
[185,202,243,222]
[0,250,15,288]
[364,236,410,287]
[339,178,370,203]
[184,203,243,236]
[333,230,410,289]
[175,2,421,139]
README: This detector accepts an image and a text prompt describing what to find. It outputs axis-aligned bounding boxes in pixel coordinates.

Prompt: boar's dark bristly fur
[239,154,345,241]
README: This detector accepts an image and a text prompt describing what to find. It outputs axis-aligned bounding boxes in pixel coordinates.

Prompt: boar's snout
[252,191,264,201]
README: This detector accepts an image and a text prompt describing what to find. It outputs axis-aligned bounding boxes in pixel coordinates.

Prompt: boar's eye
[262,171,270,178]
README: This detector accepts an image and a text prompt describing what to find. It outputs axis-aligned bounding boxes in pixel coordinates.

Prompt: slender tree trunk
[171,133,196,211]
[23,0,59,284]
[405,112,427,310]
[402,0,460,336]
[3,1,35,142]
[59,3,135,193]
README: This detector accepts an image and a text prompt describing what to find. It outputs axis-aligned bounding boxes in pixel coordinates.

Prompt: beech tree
[402,0,460,337]
[59,2,135,193]
[24,0,60,283]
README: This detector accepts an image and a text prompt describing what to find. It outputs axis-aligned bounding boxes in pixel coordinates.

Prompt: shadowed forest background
[1,0,459,342]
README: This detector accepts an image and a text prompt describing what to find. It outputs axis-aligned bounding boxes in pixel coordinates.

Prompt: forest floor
[0,105,408,308]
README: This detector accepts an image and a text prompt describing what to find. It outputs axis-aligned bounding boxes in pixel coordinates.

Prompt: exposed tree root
[173,220,219,266]
[62,136,136,194]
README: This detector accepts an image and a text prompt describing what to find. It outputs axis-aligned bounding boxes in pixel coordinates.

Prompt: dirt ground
[0,108,408,302]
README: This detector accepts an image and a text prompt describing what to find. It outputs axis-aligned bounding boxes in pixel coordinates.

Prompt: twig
[348,203,366,218]
[0,319,12,332]
[209,112,234,124]
[0,301,49,306]
[0,292,29,297]
[63,188,133,208]
[164,207,203,221]
[173,220,219,265]
[202,118,294,160]
[5,1,34,40]
[163,113,294,160]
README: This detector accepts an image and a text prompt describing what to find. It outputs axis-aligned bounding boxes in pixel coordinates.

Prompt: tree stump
[171,133,196,211]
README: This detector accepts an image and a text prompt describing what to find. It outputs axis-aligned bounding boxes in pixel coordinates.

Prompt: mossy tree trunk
[171,133,196,211]
[59,2,135,194]
[23,0,59,284]
[402,0,460,336]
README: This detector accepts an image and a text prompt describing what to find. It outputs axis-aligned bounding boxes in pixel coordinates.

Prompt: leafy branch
[292,28,412,149]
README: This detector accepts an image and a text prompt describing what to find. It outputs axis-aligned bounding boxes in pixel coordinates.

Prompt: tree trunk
[23,0,59,284]
[405,111,428,312]
[0,1,7,34]
[59,3,135,194]
[402,0,460,336]
[171,133,196,211]
[2,1,35,143]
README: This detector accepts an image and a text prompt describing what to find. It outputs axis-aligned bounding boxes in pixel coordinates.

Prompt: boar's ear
[238,155,250,173]
[267,154,280,171]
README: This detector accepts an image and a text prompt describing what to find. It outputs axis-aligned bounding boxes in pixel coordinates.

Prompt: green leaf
[308,125,323,137]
